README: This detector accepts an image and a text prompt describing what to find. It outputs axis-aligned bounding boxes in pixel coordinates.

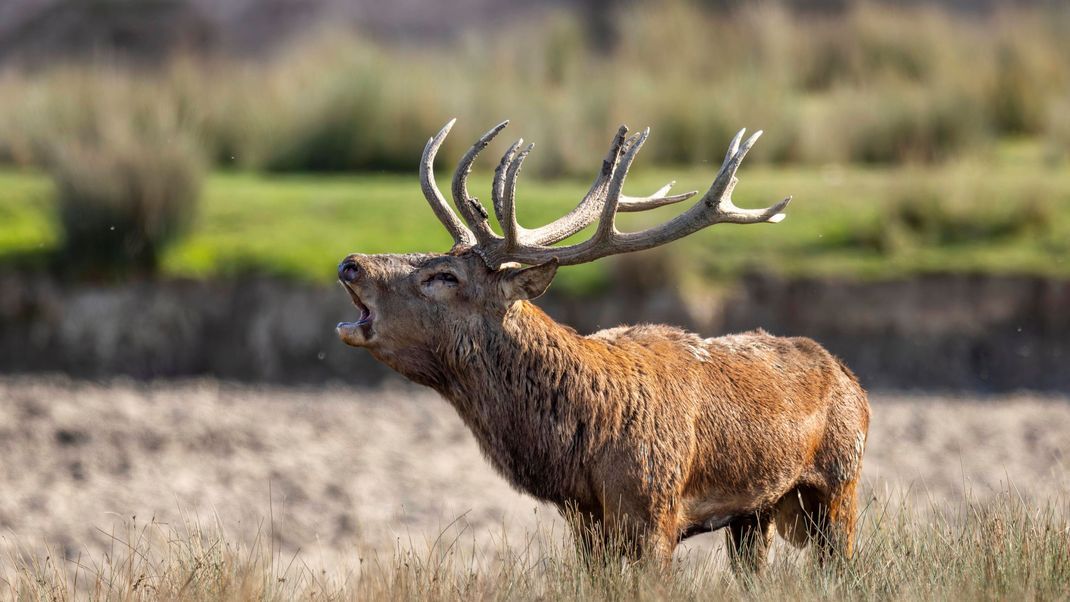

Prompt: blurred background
[0,0,1068,583]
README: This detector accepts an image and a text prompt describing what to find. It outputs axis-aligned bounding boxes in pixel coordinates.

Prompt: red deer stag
[336,119,870,571]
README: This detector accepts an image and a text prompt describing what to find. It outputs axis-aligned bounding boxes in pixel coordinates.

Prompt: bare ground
[0,376,1067,569]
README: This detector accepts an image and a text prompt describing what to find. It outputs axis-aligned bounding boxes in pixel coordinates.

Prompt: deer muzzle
[337,260,374,346]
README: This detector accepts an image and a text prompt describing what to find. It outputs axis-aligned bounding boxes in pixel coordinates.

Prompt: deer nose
[338,259,361,283]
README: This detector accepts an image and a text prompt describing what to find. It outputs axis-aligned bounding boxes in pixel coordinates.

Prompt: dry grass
[4,493,1068,600]
[0,377,1068,599]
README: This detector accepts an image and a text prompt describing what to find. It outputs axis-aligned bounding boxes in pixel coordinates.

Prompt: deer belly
[684,416,826,521]
[685,478,794,523]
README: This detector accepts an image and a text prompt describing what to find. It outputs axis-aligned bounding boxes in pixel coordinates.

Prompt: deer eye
[427,272,459,285]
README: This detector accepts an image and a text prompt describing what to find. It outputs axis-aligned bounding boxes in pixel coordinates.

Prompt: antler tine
[491,139,524,228]
[421,119,476,248]
[603,126,631,176]
[724,128,746,165]
[620,130,643,153]
[522,127,695,246]
[618,181,697,212]
[500,142,535,250]
[715,128,760,188]
[705,129,790,224]
[592,127,649,243]
[452,120,509,244]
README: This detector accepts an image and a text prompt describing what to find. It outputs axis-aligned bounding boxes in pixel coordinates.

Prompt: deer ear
[499,258,559,301]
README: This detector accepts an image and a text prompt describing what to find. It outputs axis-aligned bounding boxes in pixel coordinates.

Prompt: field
[3,153,1070,294]
[1,377,1067,599]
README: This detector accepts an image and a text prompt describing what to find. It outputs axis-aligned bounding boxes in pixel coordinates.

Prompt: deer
[335,119,870,572]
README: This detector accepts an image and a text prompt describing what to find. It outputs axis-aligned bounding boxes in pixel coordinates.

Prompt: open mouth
[338,283,374,339]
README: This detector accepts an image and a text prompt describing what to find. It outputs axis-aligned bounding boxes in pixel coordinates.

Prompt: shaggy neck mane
[433,300,616,504]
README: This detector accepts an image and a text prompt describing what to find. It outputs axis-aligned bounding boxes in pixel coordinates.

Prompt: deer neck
[434,300,599,502]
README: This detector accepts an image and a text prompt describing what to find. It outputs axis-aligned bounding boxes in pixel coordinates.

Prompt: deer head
[336,119,790,378]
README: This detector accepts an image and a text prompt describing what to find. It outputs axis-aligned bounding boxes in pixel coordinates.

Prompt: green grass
[0,171,55,257]
[2,158,1070,293]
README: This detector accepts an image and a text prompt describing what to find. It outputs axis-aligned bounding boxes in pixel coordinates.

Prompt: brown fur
[336,249,870,570]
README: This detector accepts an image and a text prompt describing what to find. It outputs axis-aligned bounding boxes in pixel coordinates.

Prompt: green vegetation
[50,114,204,273]
[2,154,1068,293]
[0,171,54,257]
[6,492,1068,600]
[0,2,1067,282]
[1,3,1069,177]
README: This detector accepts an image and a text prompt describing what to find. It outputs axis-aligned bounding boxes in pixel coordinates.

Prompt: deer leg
[775,485,829,549]
[597,509,645,563]
[646,515,680,573]
[812,480,860,565]
[595,505,685,571]
[725,511,775,575]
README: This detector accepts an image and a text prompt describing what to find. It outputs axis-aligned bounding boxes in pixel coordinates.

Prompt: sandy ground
[0,376,1068,568]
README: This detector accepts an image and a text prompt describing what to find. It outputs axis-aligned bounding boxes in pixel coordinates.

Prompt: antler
[419,119,791,268]
[421,119,477,247]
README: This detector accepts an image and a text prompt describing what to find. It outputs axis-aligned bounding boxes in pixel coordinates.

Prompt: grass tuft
[49,119,203,274]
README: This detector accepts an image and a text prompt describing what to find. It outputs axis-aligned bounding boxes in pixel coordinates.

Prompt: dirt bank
[1,272,1068,391]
